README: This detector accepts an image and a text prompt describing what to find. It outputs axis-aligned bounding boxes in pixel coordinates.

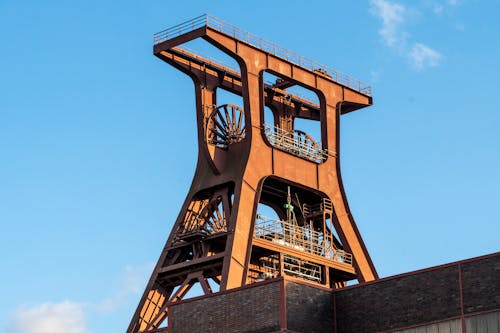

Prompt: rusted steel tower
[127,14,378,333]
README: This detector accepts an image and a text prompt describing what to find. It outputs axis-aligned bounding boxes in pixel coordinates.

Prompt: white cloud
[7,263,153,332]
[409,43,443,70]
[10,301,89,333]
[370,69,382,83]
[431,0,464,15]
[96,262,153,313]
[433,4,444,14]
[370,0,407,47]
[122,263,153,295]
[370,0,444,70]
[454,23,465,31]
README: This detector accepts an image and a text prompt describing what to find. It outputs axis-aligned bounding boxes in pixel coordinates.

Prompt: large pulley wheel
[206,104,246,149]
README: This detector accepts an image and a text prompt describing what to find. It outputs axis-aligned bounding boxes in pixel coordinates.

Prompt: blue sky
[1,1,499,332]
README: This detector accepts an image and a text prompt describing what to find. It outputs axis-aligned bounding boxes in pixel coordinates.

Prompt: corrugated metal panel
[392,318,461,333]
[449,319,462,333]
[437,320,452,333]
[392,311,500,333]
[428,323,440,333]
[466,311,500,333]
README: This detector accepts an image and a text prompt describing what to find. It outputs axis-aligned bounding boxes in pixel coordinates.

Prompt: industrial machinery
[127,14,377,333]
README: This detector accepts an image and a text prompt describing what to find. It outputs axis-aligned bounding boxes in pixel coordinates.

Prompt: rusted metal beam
[156,48,323,119]
[127,14,378,333]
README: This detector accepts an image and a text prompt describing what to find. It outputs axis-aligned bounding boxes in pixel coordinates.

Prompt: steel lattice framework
[127,14,378,333]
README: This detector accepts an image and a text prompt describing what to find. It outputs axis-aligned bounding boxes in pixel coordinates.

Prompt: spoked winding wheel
[198,196,227,234]
[206,104,246,149]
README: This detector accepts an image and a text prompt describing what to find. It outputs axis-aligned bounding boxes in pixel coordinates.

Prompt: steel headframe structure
[127,14,378,333]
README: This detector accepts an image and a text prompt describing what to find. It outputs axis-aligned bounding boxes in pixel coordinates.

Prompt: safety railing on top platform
[154,14,372,96]
[154,14,208,44]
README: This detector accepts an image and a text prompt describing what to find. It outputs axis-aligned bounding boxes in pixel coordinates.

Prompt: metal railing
[154,14,208,44]
[260,254,323,283]
[154,14,372,96]
[283,254,322,283]
[254,214,352,265]
[303,198,333,217]
[263,79,319,107]
[263,124,330,163]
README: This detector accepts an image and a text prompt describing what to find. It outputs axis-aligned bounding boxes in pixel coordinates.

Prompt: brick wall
[334,265,461,332]
[333,253,499,333]
[461,255,500,314]
[168,253,499,333]
[169,280,282,333]
[286,281,334,333]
